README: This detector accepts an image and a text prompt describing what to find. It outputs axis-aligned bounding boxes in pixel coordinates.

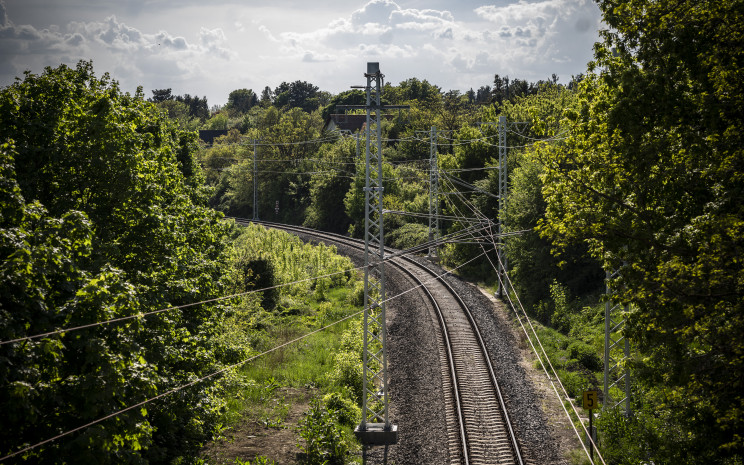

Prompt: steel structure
[477,118,528,298]
[497,116,508,297]
[252,139,259,221]
[349,62,400,446]
[604,268,631,415]
[428,126,439,258]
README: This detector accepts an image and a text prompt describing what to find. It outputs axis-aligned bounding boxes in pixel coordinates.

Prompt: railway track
[232,218,524,465]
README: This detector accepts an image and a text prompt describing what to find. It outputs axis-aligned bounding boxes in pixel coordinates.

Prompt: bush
[388,222,428,251]
[243,258,278,310]
[0,61,229,464]
[327,351,364,402]
[557,369,586,398]
[297,398,348,464]
[596,406,653,465]
[345,280,365,307]
[549,280,573,333]
[568,341,602,371]
[323,392,361,427]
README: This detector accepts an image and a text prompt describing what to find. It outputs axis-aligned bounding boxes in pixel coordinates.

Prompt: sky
[0,0,604,106]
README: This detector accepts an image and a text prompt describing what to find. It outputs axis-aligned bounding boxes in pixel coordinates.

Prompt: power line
[0,264,361,346]
[494,252,607,465]
[0,219,495,347]
[507,128,569,141]
[0,238,489,462]
[200,130,567,153]
[442,173,500,200]
[0,309,364,463]
[440,180,606,465]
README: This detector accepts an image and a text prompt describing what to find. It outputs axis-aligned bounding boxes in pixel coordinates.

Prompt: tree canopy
[225,88,258,114]
[0,61,231,463]
[273,80,322,113]
[539,0,743,460]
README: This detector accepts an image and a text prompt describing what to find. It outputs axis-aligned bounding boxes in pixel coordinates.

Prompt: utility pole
[604,268,632,415]
[476,119,508,297]
[497,116,507,297]
[339,63,407,450]
[355,131,361,160]
[252,139,259,221]
[428,126,439,258]
[477,117,528,298]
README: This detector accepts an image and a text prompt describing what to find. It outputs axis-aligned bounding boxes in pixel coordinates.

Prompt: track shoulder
[247,221,566,464]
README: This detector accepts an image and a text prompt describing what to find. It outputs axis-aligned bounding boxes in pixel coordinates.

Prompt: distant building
[324,113,397,134]
[198,129,228,145]
[324,114,367,133]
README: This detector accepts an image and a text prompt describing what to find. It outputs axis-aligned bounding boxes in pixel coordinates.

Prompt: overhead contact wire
[442,178,605,465]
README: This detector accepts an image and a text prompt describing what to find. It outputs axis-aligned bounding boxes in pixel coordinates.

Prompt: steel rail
[233,218,524,464]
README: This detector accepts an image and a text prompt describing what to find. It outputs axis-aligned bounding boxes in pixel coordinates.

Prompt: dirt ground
[199,289,583,465]
[199,387,313,465]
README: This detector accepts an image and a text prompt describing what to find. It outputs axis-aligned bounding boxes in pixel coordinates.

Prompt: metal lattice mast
[428,126,439,258]
[355,131,360,160]
[355,62,397,445]
[252,139,259,220]
[604,268,631,415]
[497,116,507,297]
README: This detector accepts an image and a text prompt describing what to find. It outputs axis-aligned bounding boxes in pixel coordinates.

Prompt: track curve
[233,219,524,465]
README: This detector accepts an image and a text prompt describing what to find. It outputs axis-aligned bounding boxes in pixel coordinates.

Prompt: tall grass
[203,224,365,464]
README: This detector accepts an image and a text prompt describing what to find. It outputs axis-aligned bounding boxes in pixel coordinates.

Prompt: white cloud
[199,27,234,59]
[257,0,601,89]
[0,2,238,100]
[351,0,399,26]
[302,50,335,63]
[474,0,601,56]
[270,0,460,57]
[0,0,603,104]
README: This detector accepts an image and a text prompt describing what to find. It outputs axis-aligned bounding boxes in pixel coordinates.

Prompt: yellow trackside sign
[583,390,599,410]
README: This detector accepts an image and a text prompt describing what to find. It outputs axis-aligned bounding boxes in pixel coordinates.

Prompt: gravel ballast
[294,232,569,464]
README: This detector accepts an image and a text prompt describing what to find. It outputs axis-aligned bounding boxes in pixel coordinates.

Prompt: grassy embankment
[199,223,369,465]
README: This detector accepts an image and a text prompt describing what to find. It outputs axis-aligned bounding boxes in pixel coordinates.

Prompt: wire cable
[442,173,500,200]
[494,251,607,465]
[440,179,606,465]
[0,309,364,463]
[0,218,490,347]
[0,237,490,462]
[0,264,362,346]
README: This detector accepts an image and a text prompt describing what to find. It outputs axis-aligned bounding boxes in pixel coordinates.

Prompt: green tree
[0,61,230,463]
[303,138,355,234]
[539,0,744,461]
[206,106,326,221]
[149,88,173,103]
[385,77,441,104]
[320,89,366,121]
[174,93,209,121]
[225,88,258,114]
[273,80,321,113]
[505,142,603,319]
[155,99,199,130]
[1,142,155,464]
[259,86,273,107]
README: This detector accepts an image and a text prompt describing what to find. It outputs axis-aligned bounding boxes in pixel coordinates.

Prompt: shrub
[388,222,428,251]
[557,369,586,398]
[549,280,572,333]
[568,341,602,371]
[297,398,347,464]
[323,392,361,427]
[345,280,365,307]
[328,351,363,402]
[243,258,278,310]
